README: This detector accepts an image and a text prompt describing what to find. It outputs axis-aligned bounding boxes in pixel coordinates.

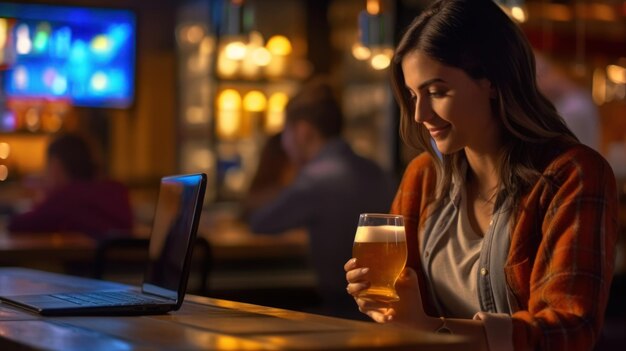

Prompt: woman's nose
[413,104,420,123]
[413,97,431,123]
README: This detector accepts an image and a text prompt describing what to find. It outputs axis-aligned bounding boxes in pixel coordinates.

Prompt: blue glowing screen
[0,3,136,108]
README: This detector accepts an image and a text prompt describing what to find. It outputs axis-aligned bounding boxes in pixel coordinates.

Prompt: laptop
[0,173,207,316]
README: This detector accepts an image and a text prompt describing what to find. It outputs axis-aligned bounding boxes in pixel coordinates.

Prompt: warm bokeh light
[248,30,264,47]
[216,110,241,139]
[0,142,10,159]
[224,41,247,60]
[593,67,607,105]
[217,89,242,138]
[184,25,205,44]
[250,47,271,66]
[217,89,242,110]
[266,35,292,56]
[217,53,239,77]
[0,165,8,181]
[243,90,267,112]
[352,42,371,61]
[200,36,214,55]
[366,0,381,15]
[25,107,40,131]
[511,6,527,23]
[239,31,265,78]
[0,19,7,63]
[265,92,289,133]
[264,56,287,77]
[607,64,626,84]
[0,18,7,48]
[268,92,288,112]
[371,53,391,70]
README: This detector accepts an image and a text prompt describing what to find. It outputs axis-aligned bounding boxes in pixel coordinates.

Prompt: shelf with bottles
[210,78,299,201]
[0,132,50,184]
[175,0,311,202]
[0,98,81,183]
[179,77,301,202]
[0,98,78,135]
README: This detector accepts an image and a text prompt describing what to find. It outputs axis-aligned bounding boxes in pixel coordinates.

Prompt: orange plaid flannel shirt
[391,142,619,351]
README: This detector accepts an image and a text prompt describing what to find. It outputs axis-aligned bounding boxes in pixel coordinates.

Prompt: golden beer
[352,224,407,302]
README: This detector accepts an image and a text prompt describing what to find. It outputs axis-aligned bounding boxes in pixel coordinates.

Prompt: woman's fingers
[345,258,370,293]
[346,282,369,295]
[355,297,388,310]
[344,258,357,271]
[345,267,370,298]
[345,267,369,283]
[344,257,395,324]
[356,299,395,323]
[366,310,389,323]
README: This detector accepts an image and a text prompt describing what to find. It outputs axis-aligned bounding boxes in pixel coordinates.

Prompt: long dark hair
[390,0,578,207]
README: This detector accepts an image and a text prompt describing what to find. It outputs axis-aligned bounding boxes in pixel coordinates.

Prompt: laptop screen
[142,174,206,301]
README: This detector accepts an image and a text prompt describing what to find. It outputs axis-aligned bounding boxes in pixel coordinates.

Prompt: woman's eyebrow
[418,78,445,90]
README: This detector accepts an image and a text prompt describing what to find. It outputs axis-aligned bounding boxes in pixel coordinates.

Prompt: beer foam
[354,225,406,243]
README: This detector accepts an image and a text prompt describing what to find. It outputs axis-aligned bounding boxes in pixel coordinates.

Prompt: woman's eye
[428,90,444,97]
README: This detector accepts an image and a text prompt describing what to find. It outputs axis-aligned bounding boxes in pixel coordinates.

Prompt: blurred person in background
[344,0,618,350]
[241,132,297,218]
[535,51,601,151]
[8,132,133,239]
[248,77,396,320]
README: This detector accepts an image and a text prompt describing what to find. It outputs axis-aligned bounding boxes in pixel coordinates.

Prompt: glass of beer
[352,213,407,303]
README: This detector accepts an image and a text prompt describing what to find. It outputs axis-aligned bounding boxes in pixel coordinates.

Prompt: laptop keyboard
[49,291,167,306]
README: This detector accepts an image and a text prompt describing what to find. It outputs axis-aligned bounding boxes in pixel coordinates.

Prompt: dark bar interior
[0,1,624,350]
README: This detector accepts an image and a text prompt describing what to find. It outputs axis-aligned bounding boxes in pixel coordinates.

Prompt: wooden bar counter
[0,267,474,351]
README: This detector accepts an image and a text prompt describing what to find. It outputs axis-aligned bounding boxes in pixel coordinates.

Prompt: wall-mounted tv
[0,2,136,109]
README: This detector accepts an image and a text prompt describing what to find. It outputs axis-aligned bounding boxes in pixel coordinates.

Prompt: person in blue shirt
[249,78,396,320]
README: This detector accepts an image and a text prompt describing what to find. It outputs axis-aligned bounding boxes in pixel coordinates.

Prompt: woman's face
[280,120,310,166]
[44,156,69,191]
[401,50,499,155]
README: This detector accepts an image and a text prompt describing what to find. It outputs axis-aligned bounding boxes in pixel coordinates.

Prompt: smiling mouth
[427,125,451,138]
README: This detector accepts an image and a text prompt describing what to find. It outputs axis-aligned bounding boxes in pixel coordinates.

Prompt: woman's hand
[344,258,439,329]
[344,257,391,323]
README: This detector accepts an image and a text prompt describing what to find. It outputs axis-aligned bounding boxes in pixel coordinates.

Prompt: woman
[344,0,618,350]
[241,132,296,217]
[8,132,133,238]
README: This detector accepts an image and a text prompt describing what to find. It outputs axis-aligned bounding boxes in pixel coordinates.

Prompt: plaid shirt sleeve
[507,145,619,351]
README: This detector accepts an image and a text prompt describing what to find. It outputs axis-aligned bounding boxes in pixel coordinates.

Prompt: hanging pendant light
[355,0,393,70]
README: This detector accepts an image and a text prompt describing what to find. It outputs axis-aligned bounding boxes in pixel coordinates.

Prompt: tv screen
[0,2,136,109]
